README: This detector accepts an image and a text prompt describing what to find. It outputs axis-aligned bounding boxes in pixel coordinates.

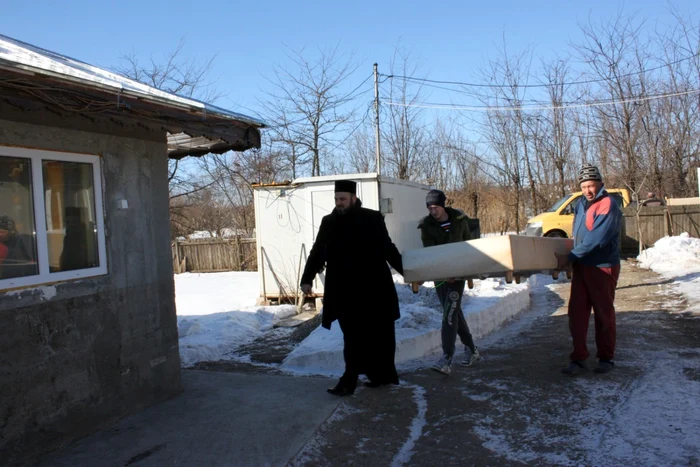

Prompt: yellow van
[524,189,631,238]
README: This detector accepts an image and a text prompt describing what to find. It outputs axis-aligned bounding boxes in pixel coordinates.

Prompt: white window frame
[0,146,108,291]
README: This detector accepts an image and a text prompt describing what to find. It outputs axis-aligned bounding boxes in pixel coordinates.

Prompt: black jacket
[301,200,404,329]
[418,207,472,247]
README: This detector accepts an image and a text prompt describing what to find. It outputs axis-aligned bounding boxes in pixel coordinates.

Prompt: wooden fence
[621,204,700,253]
[172,237,257,273]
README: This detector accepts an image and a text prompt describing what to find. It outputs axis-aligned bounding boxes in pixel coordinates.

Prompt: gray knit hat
[578,164,602,184]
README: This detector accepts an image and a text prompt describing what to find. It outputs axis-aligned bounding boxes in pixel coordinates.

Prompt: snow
[183,229,252,240]
[174,271,296,367]
[173,231,700,371]
[636,232,700,314]
[174,270,531,372]
[175,234,700,377]
[281,275,530,376]
[5,284,57,300]
[391,383,428,467]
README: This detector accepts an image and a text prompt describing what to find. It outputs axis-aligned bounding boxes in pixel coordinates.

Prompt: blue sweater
[569,189,622,267]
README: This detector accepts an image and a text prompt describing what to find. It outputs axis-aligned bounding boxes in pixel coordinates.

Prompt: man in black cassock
[300,179,404,396]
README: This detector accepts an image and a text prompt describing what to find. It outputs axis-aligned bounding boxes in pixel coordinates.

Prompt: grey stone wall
[0,110,182,464]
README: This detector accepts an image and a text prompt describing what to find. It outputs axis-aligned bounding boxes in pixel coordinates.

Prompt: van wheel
[545,231,567,238]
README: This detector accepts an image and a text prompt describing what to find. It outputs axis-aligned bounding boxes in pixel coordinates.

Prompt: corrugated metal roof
[0,34,266,127]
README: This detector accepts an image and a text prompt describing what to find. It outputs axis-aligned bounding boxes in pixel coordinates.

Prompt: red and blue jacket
[569,188,622,267]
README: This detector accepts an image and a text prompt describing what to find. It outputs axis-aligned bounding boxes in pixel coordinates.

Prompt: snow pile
[281,275,530,376]
[175,271,296,367]
[184,228,252,240]
[637,232,700,314]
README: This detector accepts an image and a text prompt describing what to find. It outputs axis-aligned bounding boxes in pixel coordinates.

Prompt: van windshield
[545,195,572,213]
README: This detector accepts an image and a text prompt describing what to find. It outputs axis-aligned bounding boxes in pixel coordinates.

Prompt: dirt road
[287,259,700,466]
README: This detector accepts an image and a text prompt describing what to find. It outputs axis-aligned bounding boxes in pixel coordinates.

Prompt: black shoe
[327,383,354,396]
[594,360,615,374]
[561,360,587,375]
[364,381,389,388]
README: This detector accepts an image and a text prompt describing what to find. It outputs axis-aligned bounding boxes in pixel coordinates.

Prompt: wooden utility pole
[373,63,381,177]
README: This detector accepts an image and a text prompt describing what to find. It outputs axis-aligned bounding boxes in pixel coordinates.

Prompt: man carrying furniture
[556,164,622,375]
[418,189,480,376]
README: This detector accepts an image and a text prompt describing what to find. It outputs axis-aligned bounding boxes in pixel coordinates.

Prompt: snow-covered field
[174,271,532,372]
[175,271,296,367]
[174,232,700,371]
[281,275,530,376]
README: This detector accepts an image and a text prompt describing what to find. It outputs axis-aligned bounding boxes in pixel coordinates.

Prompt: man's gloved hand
[301,284,312,295]
[555,252,571,270]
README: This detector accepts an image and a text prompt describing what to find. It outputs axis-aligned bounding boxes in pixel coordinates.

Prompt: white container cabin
[252,173,432,305]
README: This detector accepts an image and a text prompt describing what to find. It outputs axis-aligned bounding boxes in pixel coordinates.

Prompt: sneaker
[432,355,452,375]
[561,360,587,375]
[461,346,481,366]
[594,360,615,374]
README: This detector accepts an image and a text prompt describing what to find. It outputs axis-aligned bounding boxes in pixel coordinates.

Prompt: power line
[326,101,374,153]
[337,73,374,102]
[381,52,700,90]
[383,88,700,112]
[377,79,549,105]
[261,74,373,130]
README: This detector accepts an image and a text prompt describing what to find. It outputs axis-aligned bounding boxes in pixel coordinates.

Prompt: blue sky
[2,0,698,122]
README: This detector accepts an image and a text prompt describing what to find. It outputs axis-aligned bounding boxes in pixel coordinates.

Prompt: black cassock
[301,199,404,389]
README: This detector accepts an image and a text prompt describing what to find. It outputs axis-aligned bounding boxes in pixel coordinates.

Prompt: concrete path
[38,371,340,467]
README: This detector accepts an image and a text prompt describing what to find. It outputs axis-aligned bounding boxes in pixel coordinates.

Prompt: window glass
[610,193,623,207]
[561,196,581,215]
[0,156,39,279]
[42,160,99,272]
[545,195,571,213]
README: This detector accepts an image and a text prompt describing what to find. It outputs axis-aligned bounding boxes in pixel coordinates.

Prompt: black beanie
[426,189,446,207]
[334,180,357,194]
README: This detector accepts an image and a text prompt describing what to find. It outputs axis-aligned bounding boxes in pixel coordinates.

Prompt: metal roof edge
[291,172,379,185]
[251,181,294,188]
[378,175,433,190]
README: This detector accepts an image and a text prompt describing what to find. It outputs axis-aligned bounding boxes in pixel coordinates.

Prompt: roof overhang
[0,34,265,158]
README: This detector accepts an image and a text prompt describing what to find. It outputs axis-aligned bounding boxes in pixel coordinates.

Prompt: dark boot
[561,360,587,375]
[594,360,615,374]
[327,382,354,396]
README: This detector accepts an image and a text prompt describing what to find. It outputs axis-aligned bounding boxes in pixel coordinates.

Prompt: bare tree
[576,13,649,189]
[473,39,535,231]
[116,37,223,103]
[115,38,231,238]
[541,58,575,199]
[199,137,290,236]
[383,44,428,180]
[261,44,362,177]
[347,127,376,173]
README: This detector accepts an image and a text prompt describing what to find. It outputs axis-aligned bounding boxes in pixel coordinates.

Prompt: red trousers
[568,263,621,362]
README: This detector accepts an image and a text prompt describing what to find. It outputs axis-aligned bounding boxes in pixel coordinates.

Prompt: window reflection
[43,160,99,272]
[0,156,39,279]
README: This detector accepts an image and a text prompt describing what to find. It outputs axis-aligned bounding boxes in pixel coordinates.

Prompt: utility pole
[373,63,381,177]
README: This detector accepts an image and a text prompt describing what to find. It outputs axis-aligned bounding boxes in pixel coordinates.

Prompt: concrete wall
[0,106,181,464]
